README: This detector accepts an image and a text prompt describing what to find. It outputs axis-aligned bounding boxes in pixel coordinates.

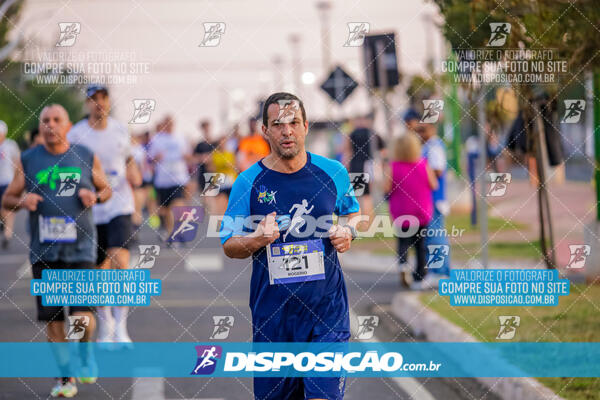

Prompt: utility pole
[316,1,332,75]
[272,55,284,91]
[477,87,488,269]
[316,1,334,120]
[289,33,302,98]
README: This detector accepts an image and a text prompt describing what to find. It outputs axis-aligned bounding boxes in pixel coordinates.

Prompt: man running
[193,119,217,198]
[68,85,142,345]
[0,120,20,249]
[147,115,192,237]
[237,117,270,172]
[2,104,112,398]
[346,114,385,230]
[221,92,360,400]
[131,131,154,240]
[414,121,451,289]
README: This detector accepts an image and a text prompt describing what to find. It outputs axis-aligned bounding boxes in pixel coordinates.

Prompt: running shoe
[148,215,160,230]
[50,378,78,398]
[77,364,98,384]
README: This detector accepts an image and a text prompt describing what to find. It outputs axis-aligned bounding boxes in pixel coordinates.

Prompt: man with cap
[0,120,19,249]
[413,118,451,289]
[68,85,142,345]
[402,108,421,131]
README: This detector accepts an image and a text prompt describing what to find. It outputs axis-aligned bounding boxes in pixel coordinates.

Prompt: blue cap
[86,84,108,98]
[402,108,420,122]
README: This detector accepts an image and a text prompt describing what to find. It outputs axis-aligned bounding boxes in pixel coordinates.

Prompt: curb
[391,292,566,400]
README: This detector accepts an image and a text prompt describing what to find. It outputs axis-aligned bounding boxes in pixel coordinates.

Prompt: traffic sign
[320,66,358,104]
[362,32,399,89]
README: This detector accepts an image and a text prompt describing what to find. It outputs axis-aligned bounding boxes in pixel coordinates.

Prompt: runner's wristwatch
[344,225,358,241]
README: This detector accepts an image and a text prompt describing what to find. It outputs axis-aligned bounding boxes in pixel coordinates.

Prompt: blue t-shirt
[221,152,360,340]
[422,136,447,203]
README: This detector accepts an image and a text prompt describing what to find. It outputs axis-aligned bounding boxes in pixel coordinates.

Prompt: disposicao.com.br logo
[191,348,441,375]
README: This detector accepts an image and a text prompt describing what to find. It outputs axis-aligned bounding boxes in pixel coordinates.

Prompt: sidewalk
[340,250,542,273]
[390,291,566,400]
[483,179,595,269]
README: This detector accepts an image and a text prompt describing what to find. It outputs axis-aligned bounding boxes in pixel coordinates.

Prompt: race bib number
[107,170,121,188]
[39,216,77,243]
[267,239,325,285]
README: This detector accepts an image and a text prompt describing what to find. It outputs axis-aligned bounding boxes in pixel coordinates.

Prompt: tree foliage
[0,1,84,145]
[432,0,600,72]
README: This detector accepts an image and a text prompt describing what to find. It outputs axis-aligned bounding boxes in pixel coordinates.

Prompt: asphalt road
[0,209,499,400]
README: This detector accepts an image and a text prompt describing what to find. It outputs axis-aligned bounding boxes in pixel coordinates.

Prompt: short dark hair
[29,128,40,142]
[262,92,307,127]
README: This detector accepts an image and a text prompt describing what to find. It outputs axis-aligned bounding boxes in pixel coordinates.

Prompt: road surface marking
[16,260,31,279]
[349,308,436,400]
[340,251,402,273]
[0,254,27,264]
[132,376,164,400]
[131,369,223,400]
[185,253,223,272]
[0,298,248,311]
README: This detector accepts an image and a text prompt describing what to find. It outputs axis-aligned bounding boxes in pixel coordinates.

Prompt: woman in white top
[147,115,192,237]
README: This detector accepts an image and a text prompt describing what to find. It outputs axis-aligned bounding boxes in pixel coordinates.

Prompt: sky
[14,0,445,139]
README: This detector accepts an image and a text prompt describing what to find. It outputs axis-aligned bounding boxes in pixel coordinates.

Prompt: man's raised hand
[255,211,280,246]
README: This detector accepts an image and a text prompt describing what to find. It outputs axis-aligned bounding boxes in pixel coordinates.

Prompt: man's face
[414,123,433,142]
[262,102,307,160]
[86,91,110,119]
[39,106,71,146]
[405,118,419,131]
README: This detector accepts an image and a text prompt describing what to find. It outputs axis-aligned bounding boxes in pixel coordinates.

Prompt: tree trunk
[530,102,557,269]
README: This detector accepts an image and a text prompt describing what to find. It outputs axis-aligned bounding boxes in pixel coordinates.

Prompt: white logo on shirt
[283,199,314,241]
